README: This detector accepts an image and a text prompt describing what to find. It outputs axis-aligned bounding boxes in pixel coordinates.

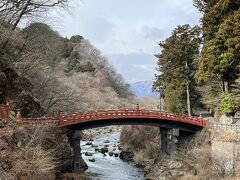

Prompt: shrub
[220,93,240,115]
[0,121,5,128]
[9,111,16,120]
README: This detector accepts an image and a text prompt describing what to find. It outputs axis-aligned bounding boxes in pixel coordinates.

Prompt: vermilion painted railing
[0,104,12,119]
[19,108,209,128]
[59,109,209,128]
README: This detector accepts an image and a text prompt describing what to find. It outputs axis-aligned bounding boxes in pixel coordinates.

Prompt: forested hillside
[15,23,134,115]
[0,1,134,117]
[153,0,240,118]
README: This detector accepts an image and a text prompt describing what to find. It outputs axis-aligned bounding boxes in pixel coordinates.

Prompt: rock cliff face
[0,119,72,180]
[0,58,41,117]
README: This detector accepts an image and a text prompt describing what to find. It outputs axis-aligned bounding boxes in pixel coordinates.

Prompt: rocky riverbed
[80,131,145,179]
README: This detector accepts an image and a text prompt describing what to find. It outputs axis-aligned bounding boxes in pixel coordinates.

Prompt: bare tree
[14,22,63,75]
[76,39,134,99]
[0,0,69,52]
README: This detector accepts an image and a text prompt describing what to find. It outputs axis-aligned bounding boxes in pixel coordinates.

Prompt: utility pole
[186,61,191,117]
[159,93,162,111]
[159,86,163,111]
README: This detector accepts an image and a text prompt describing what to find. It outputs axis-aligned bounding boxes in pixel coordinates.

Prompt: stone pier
[67,131,88,173]
[160,128,179,155]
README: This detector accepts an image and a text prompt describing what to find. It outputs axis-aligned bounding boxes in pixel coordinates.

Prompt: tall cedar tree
[195,0,240,92]
[194,0,240,115]
[153,24,201,114]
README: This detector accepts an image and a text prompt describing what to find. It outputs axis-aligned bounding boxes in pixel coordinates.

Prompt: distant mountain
[130,80,159,97]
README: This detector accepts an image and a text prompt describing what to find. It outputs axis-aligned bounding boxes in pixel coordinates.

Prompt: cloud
[58,0,201,82]
[71,15,116,43]
[141,26,164,40]
[107,52,157,83]
[133,64,156,72]
[84,16,116,42]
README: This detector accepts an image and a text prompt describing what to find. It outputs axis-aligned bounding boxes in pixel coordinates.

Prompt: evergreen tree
[153,24,201,114]
[195,0,240,115]
[195,0,240,92]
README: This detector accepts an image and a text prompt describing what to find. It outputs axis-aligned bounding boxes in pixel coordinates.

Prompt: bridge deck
[60,110,207,127]
[20,109,209,131]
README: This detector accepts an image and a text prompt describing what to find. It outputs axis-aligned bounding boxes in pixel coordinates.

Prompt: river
[81,131,145,180]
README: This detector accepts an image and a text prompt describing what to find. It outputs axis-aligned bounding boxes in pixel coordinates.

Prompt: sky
[56,0,202,83]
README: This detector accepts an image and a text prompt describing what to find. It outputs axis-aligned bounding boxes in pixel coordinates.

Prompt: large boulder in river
[119,148,134,161]
[85,142,92,146]
[89,158,96,162]
[104,140,110,143]
[91,144,98,148]
[99,147,109,154]
[84,152,93,156]
[79,158,88,171]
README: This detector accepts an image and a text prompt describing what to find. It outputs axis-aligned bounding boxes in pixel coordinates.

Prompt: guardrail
[233,117,240,123]
[209,122,240,132]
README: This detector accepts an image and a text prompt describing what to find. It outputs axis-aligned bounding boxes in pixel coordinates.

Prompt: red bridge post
[136,104,140,115]
[59,111,63,126]
[0,104,11,119]
[16,110,22,121]
[52,111,56,124]
[5,103,10,119]
[199,113,203,126]
[123,105,128,115]
[205,119,209,128]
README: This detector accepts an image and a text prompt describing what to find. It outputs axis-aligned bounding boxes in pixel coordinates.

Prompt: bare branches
[0,0,70,52]
[0,0,69,24]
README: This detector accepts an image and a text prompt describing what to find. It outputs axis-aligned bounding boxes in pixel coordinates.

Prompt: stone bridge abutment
[66,130,88,173]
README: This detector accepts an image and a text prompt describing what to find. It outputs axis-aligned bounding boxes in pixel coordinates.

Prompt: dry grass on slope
[120,125,160,166]
[213,130,240,142]
[174,130,240,180]
[0,120,71,180]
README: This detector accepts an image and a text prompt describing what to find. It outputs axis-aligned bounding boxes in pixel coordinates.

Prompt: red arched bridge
[1,103,210,172]
[8,105,209,132]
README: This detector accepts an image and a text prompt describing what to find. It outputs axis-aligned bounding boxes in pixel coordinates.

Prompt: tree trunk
[222,79,229,93]
[186,61,191,116]
[1,0,31,51]
[224,81,229,93]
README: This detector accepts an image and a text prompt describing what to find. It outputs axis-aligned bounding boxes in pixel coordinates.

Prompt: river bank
[0,119,72,180]
[63,131,145,179]
[121,126,240,180]
[0,119,145,180]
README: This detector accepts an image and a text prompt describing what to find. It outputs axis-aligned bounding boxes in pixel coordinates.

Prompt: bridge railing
[57,109,209,128]
[21,117,59,125]
[0,104,13,119]
[9,105,209,129]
